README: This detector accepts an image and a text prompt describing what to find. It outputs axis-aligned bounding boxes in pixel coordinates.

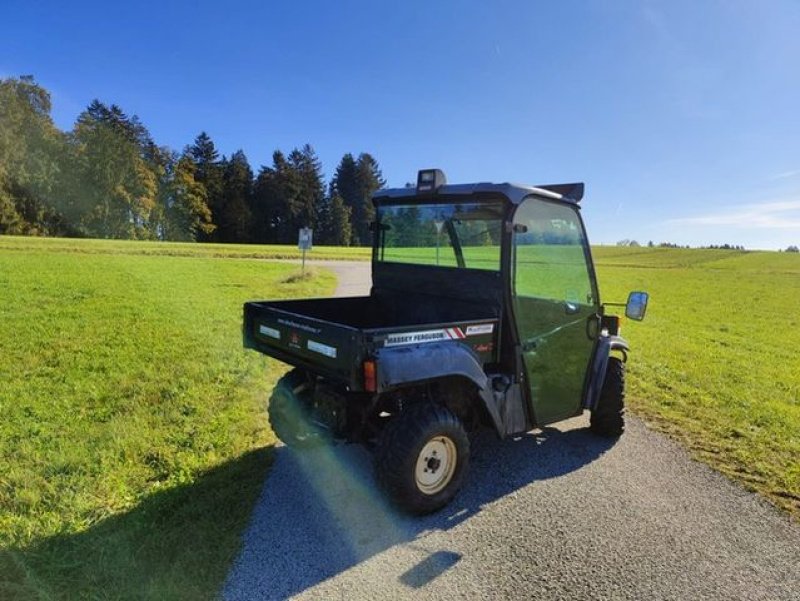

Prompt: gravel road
[224,261,800,600]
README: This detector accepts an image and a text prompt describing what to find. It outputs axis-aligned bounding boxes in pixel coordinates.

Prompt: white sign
[466,323,495,336]
[258,325,281,340]
[298,227,313,251]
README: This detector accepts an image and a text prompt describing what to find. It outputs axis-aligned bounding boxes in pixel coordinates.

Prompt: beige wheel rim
[415,436,457,495]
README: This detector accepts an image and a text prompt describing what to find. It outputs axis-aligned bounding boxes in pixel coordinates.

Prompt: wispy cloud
[769,169,800,181]
[669,199,800,229]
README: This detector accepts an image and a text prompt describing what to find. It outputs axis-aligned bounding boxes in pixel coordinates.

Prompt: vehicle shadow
[0,447,274,601]
[223,420,618,600]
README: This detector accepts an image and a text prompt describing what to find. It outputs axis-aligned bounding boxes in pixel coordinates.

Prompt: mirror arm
[601,302,625,315]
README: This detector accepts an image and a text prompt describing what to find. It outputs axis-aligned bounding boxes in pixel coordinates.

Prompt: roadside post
[298,227,313,275]
[434,219,444,265]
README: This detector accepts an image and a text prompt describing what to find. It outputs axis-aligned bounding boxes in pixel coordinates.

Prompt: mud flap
[584,335,629,411]
[494,382,528,436]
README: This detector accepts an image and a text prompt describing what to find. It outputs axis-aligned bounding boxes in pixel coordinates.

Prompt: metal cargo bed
[243,296,500,390]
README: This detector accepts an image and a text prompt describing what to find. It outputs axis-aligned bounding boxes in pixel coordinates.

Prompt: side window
[513,198,595,305]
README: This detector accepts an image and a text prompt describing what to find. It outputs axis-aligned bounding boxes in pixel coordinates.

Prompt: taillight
[363,359,377,392]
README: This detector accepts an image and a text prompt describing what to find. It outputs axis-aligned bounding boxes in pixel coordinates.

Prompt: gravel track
[224,261,800,600]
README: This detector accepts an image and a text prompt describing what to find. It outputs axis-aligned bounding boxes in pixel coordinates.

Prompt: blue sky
[3,0,799,248]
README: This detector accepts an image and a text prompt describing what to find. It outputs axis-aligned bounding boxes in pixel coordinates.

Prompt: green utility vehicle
[243,169,648,513]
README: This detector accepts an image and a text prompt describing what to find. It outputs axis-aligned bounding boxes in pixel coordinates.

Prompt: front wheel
[590,356,626,437]
[375,403,469,514]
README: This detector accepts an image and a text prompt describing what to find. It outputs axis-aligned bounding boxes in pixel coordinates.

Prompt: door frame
[503,194,602,427]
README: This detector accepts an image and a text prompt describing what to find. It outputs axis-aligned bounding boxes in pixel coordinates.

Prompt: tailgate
[243,301,362,383]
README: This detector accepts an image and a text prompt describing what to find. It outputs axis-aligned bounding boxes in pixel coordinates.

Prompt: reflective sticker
[466,323,495,336]
[307,339,337,358]
[383,324,494,347]
[258,325,280,339]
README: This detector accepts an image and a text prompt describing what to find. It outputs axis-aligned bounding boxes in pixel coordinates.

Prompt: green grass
[592,246,800,517]
[0,235,373,261]
[0,237,336,599]
[1,237,798,600]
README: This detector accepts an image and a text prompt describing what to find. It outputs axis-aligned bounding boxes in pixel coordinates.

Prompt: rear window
[376,202,503,271]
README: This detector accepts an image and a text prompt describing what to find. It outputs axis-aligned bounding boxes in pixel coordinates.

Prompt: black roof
[373,181,584,206]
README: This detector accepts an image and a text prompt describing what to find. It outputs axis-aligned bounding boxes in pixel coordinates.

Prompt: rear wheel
[590,356,625,437]
[268,369,322,447]
[375,403,469,514]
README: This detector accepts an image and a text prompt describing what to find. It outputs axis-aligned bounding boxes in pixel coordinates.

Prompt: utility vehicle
[243,169,648,514]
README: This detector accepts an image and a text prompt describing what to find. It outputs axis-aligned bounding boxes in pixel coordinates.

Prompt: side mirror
[625,291,649,321]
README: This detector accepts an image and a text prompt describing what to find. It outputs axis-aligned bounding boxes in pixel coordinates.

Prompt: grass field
[595,246,800,517]
[1,236,798,598]
[0,235,372,262]
[0,237,336,599]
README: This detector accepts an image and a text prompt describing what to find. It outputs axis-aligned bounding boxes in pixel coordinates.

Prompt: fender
[374,342,505,437]
[584,335,629,411]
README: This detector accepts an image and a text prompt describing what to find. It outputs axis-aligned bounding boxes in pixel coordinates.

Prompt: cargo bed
[243,296,500,390]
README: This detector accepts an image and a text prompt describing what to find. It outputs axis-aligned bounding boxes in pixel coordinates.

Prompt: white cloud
[769,169,800,181]
[669,199,800,229]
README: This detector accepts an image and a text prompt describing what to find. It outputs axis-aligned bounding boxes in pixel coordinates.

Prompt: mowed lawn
[594,247,800,517]
[1,238,798,599]
[0,236,336,599]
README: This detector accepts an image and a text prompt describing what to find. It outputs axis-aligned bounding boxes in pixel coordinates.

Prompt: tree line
[617,240,752,250]
[0,76,384,245]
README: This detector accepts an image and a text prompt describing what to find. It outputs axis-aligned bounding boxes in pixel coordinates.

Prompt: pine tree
[251,147,324,244]
[251,151,300,243]
[329,194,353,246]
[189,133,218,176]
[251,164,275,243]
[353,153,385,244]
[67,99,159,238]
[315,196,332,243]
[330,152,385,245]
[189,132,223,241]
[289,144,324,231]
[160,153,215,241]
[217,150,253,242]
[329,153,358,244]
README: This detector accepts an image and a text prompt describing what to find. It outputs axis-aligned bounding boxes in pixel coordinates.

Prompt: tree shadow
[1,447,274,601]
[223,421,618,599]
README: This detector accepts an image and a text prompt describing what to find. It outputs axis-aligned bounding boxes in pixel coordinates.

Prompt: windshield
[376,201,504,271]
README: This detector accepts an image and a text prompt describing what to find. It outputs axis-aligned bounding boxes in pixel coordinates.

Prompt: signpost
[434,219,444,266]
[298,227,313,275]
